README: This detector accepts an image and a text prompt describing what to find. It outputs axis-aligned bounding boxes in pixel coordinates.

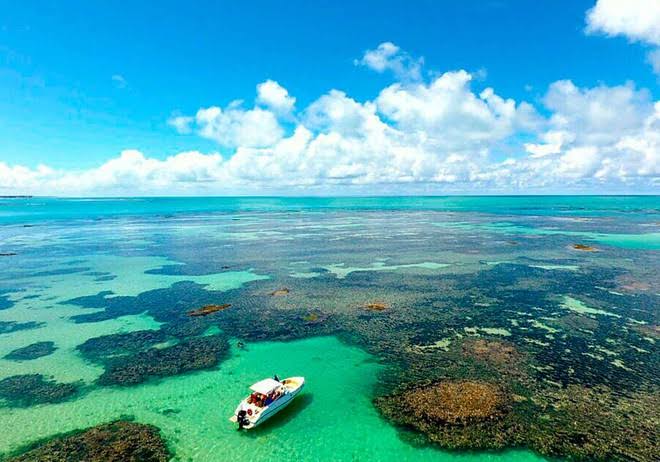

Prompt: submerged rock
[6,420,170,462]
[620,281,651,292]
[0,374,78,407]
[303,312,320,323]
[302,311,328,324]
[187,303,231,317]
[98,335,229,386]
[4,342,57,361]
[270,287,290,296]
[363,301,389,311]
[572,243,598,251]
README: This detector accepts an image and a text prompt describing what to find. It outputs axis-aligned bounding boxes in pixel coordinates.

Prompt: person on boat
[264,393,274,406]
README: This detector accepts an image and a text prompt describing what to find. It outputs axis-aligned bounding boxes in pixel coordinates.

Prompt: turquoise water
[433,221,660,250]
[0,196,658,461]
[1,196,658,224]
[0,336,544,461]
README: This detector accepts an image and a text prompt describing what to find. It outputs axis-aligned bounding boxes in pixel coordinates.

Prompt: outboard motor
[236,409,249,429]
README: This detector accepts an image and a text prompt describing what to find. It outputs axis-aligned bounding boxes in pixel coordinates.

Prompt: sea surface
[0,196,657,461]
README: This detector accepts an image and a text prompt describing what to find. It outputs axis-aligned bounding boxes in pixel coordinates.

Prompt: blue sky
[0,0,658,195]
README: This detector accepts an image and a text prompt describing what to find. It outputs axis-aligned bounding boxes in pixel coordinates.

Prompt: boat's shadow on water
[241,393,314,437]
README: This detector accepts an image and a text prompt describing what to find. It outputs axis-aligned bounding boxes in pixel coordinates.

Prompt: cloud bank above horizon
[1,1,659,196]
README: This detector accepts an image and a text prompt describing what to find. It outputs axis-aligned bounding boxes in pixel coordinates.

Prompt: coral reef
[78,330,169,361]
[631,323,659,339]
[461,339,520,367]
[98,335,229,386]
[527,385,660,461]
[0,374,77,407]
[377,379,660,460]
[5,420,170,462]
[4,342,57,361]
[0,321,44,335]
[400,381,509,424]
[376,380,517,450]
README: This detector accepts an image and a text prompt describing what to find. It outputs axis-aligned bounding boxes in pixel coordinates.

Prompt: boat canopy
[249,378,281,395]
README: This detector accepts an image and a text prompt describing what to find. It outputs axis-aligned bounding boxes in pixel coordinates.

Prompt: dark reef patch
[98,335,229,386]
[94,274,117,282]
[77,330,169,362]
[66,282,229,325]
[0,291,14,310]
[0,321,44,335]
[0,374,78,407]
[30,267,91,277]
[526,385,660,461]
[4,342,57,361]
[4,420,171,462]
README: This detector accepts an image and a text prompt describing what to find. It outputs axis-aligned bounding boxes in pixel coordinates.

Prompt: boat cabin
[247,378,284,407]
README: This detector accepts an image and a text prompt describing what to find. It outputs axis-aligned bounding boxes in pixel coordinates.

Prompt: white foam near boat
[229,376,305,429]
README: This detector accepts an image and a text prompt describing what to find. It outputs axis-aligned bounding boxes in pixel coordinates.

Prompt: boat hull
[230,376,305,429]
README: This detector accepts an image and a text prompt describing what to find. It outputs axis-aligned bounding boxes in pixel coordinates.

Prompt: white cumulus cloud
[647,48,660,75]
[178,102,284,148]
[2,43,658,196]
[167,115,194,134]
[586,0,660,75]
[543,80,653,146]
[355,42,423,81]
[586,0,660,45]
[376,71,540,153]
[257,79,296,114]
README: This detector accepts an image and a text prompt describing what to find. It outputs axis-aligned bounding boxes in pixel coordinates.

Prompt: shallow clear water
[0,196,657,461]
[0,336,544,461]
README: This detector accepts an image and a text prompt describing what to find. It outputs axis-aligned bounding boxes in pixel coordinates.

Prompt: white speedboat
[229,376,305,429]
